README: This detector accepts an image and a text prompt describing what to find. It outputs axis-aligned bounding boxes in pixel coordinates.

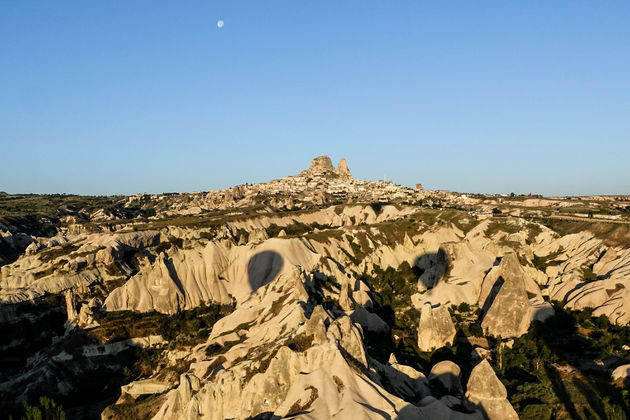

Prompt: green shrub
[285,334,314,352]
[19,396,66,420]
[583,267,598,282]
[458,302,471,313]
[469,323,483,337]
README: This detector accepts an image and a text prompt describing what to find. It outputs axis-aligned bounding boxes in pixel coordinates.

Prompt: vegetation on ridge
[353,262,630,418]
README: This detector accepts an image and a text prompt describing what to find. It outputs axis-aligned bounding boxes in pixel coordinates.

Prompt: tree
[21,396,66,420]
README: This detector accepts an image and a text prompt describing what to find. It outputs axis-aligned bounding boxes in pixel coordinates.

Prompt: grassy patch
[154,236,183,254]
[91,302,234,346]
[485,220,520,238]
[286,385,319,416]
[538,218,630,248]
[205,335,246,357]
[285,334,314,353]
[531,248,564,272]
[0,194,124,218]
[303,228,345,244]
[438,209,480,234]
[39,243,80,261]
[358,262,424,366]
[526,224,544,244]
[266,221,331,238]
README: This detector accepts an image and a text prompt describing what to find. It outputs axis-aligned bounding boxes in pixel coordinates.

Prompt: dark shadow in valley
[544,363,580,420]
[0,298,142,420]
[247,413,276,420]
[357,249,489,417]
[573,377,608,420]
[247,251,284,292]
[503,300,630,419]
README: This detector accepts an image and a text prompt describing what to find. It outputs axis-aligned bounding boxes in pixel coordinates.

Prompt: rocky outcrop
[371,354,431,402]
[428,360,462,395]
[337,158,352,179]
[302,155,336,177]
[64,289,78,324]
[612,364,630,382]
[539,233,630,325]
[465,359,518,420]
[102,238,323,312]
[417,302,456,351]
[148,269,407,420]
[479,253,532,338]
[120,379,170,399]
[125,255,490,420]
[350,306,389,333]
[76,297,101,329]
[298,155,354,180]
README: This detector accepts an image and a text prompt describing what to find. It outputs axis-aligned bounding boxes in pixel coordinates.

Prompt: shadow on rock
[247,251,284,292]
[413,248,450,291]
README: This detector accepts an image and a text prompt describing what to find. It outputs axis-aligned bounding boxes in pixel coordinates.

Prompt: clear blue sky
[2,1,629,196]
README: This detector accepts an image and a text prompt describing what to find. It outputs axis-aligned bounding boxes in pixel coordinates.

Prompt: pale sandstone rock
[120,379,171,398]
[429,360,462,395]
[301,155,335,177]
[417,303,456,352]
[371,357,431,402]
[350,306,389,333]
[465,359,518,420]
[480,254,532,338]
[337,158,352,179]
[612,364,630,381]
[64,289,78,324]
[470,347,493,363]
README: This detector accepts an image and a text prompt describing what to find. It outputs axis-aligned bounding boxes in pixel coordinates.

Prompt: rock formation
[417,302,456,351]
[350,306,389,333]
[612,364,630,382]
[428,360,462,395]
[337,158,352,179]
[302,155,336,177]
[64,289,78,325]
[465,359,518,420]
[479,253,532,338]
[298,155,353,180]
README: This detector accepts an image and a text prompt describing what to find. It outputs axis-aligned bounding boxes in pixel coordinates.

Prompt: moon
[217,20,224,28]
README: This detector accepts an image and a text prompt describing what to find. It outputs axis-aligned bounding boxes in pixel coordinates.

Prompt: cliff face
[300,155,352,179]
[309,156,335,173]
[337,158,352,179]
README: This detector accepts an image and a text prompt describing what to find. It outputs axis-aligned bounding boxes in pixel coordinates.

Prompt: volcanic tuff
[417,302,457,351]
[337,157,352,179]
[2,156,630,419]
